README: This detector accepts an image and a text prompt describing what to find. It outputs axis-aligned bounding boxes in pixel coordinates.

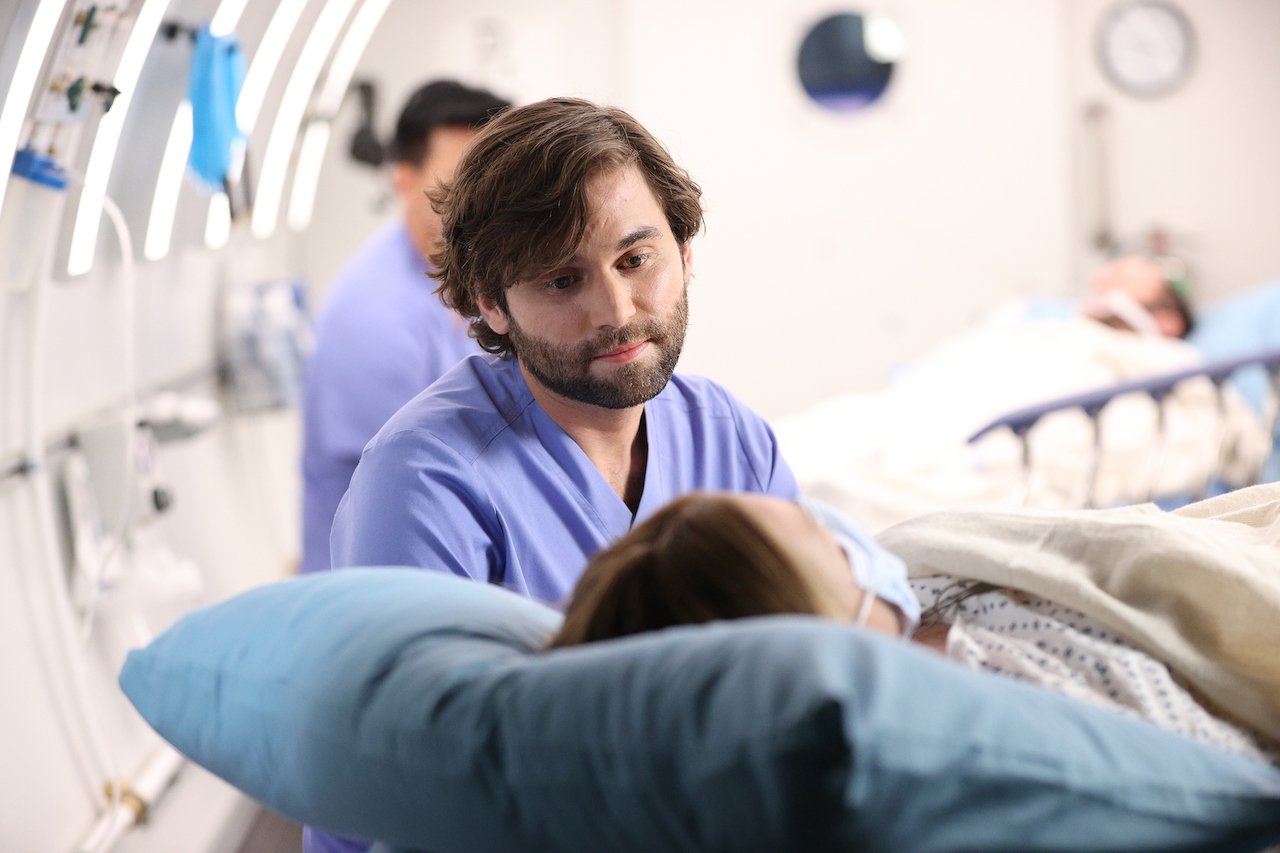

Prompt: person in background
[301,80,510,573]
[1082,254,1195,339]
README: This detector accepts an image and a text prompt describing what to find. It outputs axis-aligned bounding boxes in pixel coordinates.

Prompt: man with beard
[327,97,799,608]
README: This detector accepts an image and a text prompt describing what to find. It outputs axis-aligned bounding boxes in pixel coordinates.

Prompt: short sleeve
[723,386,801,499]
[331,432,502,580]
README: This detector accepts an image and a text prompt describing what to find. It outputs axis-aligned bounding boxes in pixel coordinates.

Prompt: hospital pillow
[1188,280,1280,481]
[120,569,1280,853]
[1189,279,1280,412]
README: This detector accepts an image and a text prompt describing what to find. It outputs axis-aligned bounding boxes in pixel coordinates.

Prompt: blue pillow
[1188,280,1280,481]
[1188,279,1280,412]
[120,569,1280,853]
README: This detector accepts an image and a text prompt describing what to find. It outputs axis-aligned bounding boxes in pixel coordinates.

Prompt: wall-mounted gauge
[1096,0,1196,98]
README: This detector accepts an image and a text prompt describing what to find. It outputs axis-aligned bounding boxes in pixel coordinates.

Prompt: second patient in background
[1082,254,1195,339]
[301,81,511,573]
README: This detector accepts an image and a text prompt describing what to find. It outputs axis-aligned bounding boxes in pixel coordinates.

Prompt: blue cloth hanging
[188,26,245,190]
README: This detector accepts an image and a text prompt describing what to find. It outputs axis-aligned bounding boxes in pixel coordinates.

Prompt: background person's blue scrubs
[301,221,475,573]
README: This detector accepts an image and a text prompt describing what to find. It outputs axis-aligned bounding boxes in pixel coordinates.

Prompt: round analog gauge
[1097,0,1195,97]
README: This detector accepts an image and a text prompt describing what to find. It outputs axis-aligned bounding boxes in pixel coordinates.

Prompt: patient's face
[1088,257,1186,338]
[727,494,864,621]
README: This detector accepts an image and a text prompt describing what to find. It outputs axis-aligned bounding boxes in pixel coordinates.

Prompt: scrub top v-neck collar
[527,397,667,538]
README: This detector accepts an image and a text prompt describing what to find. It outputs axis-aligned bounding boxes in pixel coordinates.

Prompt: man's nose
[587,272,638,329]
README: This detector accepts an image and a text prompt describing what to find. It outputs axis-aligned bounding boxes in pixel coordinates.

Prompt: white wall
[619,0,1074,417]
[1065,0,1280,304]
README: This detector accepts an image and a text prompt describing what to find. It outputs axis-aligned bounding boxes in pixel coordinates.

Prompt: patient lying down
[551,491,1280,766]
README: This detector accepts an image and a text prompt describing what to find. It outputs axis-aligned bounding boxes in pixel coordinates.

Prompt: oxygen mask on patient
[1082,287,1163,337]
[798,497,921,635]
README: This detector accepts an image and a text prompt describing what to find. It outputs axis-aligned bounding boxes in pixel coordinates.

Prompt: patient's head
[1084,255,1194,338]
[549,492,895,648]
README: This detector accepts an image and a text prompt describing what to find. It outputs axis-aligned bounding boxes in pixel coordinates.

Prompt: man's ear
[477,292,511,335]
[680,240,694,285]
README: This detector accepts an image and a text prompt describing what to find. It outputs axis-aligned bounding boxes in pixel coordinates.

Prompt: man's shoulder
[317,223,424,314]
[368,355,535,461]
[330,220,409,280]
[655,372,749,417]
[653,372,780,450]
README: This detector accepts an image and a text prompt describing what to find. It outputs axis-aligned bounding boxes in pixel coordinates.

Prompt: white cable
[23,177,119,810]
[77,190,141,642]
[76,744,186,853]
[67,176,182,853]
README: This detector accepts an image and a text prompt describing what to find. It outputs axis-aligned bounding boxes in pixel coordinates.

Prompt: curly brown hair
[428,97,704,357]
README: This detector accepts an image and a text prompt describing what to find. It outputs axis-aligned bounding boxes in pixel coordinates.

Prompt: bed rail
[966,345,1280,507]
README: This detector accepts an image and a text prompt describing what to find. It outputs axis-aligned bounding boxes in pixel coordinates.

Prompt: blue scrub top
[331,353,800,606]
[301,220,476,573]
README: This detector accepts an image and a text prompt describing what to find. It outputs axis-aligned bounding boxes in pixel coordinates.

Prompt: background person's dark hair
[1170,286,1195,339]
[388,80,511,165]
[429,97,705,357]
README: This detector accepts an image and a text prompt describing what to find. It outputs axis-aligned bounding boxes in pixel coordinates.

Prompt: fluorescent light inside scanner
[289,0,393,233]
[252,0,359,240]
[209,0,251,37]
[287,120,329,231]
[236,0,312,135]
[290,0,394,233]
[68,0,173,277]
[205,192,231,248]
[0,0,72,222]
[315,0,393,115]
[144,100,193,260]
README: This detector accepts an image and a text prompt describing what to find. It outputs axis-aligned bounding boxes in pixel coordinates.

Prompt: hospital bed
[778,280,1280,529]
[966,343,1280,509]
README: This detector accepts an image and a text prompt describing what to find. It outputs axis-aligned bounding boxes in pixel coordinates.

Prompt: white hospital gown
[911,575,1278,765]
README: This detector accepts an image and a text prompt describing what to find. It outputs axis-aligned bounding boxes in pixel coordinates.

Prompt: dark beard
[508,290,689,409]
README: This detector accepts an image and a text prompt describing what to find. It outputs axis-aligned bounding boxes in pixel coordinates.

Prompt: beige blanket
[878,483,1280,744]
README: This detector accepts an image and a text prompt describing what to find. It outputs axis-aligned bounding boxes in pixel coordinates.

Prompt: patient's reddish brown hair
[549,493,833,648]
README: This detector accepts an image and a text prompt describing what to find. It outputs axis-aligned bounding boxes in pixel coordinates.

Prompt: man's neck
[406,227,435,269]
[521,365,648,511]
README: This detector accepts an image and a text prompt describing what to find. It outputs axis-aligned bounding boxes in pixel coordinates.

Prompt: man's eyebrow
[564,226,664,264]
[614,226,661,252]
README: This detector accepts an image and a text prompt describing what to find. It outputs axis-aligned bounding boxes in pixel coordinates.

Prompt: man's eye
[548,275,575,290]
[621,253,648,269]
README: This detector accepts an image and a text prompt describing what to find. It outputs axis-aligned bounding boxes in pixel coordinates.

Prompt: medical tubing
[59,177,186,853]
[75,744,186,853]
[23,183,118,808]
[76,190,142,642]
